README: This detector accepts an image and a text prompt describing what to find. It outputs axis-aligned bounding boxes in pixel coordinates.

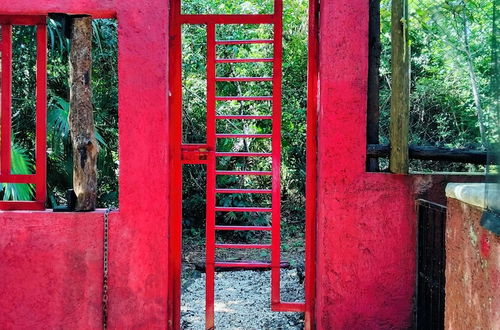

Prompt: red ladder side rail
[0,17,47,210]
[270,0,284,310]
[205,22,217,330]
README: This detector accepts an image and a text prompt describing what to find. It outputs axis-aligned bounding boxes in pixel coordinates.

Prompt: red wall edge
[1,0,170,328]
[0,0,486,329]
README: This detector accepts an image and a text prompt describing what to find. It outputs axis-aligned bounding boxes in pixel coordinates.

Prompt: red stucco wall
[445,198,500,330]
[0,0,485,329]
[316,1,417,328]
[1,0,170,328]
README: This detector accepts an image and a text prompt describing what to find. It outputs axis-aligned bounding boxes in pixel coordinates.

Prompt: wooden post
[389,0,410,174]
[367,0,381,171]
[69,16,98,211]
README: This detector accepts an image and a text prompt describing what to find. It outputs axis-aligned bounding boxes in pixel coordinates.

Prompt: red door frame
[167,0,318,328]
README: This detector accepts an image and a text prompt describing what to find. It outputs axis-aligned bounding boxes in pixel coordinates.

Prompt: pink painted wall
[316,0,415,328]
[1,0,170,328]
[0,0,485,329]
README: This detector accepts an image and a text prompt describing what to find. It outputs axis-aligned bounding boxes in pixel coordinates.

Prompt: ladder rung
[216,96,272,101]
[215,225,272,231]
[215,206,272,212]
[216,115,272,120]
[215,170,272,176]
[216,77,273,82]
[216,58,273,63]
[215,39,274,45]
[216,152,272,157]
[214,261,272,268]
[216,134,272,139]
[215,189,272,194]
[215,243,272,249]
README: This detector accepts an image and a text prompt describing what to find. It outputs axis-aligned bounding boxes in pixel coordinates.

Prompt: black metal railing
[416,199,447,330]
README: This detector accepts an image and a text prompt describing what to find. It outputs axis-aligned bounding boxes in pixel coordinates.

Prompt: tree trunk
[389,0,410,174]
[367,0,381,171]
[69,16,98,211]
[461,9,487,148]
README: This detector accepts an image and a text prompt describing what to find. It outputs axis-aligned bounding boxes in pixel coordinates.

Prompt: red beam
[1,25,12,176]
[215,152,272,157]
[215,58,273,63]
[0,15,46,25]
[215,225,272,231]
[216,77,273,82]
[215,170,272,176]
[215,188,272,194]
[215,206,272,212]
[216,96,272,101]
[180,14,274,24]
[216,115,272,120]
[215,243,272,249]
[215,39,274,45]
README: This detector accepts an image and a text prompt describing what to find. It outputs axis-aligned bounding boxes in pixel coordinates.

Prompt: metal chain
[102,208,113,330]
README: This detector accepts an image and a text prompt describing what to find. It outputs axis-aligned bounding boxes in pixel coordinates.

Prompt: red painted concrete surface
[2,0,170,328]
[0,0,485,329]
[445,198,500,330]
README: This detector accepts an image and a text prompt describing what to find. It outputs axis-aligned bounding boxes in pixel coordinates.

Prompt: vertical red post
[205,22,216,330]
[1,24,12,176]
[270,0,283,307]
[168,0,183,328]
[304,0,318,327]
[35,23,47,204]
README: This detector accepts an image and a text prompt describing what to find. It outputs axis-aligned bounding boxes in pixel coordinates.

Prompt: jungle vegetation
[2,0,497,243]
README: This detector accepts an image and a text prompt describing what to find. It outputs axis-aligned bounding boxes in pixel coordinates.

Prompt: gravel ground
[181,269,304,329]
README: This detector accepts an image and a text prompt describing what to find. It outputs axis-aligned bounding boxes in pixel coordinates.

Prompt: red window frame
[0,16,47,210]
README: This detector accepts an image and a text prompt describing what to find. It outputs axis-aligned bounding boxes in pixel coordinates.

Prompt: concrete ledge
[446,183,499,209]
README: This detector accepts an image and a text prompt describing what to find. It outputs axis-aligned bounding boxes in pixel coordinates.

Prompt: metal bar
[216,96,272,101]
[272,302,306,312]
[215,58,274,63]
[215,188,272,194]
[1,25,12,176]
[180,15,274,24]
[205,23,217,330]
[216,134,272,139]
[214,261,272,268]
[304,0,319,327]
[167,0,183,327]
[215,243,272,249]
[0,15,46,25]
[35,23,47,204]
[0,201,45,210]
[0,174,37,184]
[216,77,273,82]
[271,0,283,307]
[215,225,272,231]
[215,170,272,176]
[215,206,272,212]
[215,39,274,45]
[216,152,272,157]
[216,115,272,120]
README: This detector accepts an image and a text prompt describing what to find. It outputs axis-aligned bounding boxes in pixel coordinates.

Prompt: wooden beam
[368,144,491,165]
[367,0,381,171]
[69,16,98,211]
[389,0,410,174]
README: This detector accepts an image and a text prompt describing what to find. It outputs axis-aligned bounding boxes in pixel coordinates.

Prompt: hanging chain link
[102,208,113,330]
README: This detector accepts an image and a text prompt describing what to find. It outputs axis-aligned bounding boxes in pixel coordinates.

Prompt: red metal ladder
[169,1,310,328]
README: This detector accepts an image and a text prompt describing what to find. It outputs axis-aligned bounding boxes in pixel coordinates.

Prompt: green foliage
[380,0,496,171]
[7,19,118,206]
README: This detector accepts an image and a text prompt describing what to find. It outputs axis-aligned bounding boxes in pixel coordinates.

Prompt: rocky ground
[181,268,305,329]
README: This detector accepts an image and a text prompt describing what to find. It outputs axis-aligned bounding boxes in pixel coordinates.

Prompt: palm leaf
[2,144,35,201]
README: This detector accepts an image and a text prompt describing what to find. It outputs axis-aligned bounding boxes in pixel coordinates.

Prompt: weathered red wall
[0,0,486,329]
[1,0,170,328]
[445,198,500,330]
[316,0,417,328]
